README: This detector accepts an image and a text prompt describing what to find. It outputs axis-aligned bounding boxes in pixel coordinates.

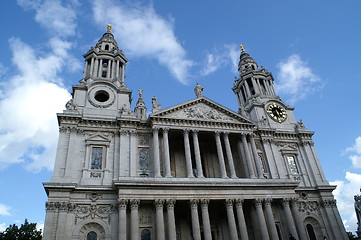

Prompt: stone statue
[194,83,204,98]
[151,96,162,113]
[65,99,77,111]
[355,194,361,236]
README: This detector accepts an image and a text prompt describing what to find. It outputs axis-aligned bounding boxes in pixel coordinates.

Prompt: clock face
[266,103,287,123]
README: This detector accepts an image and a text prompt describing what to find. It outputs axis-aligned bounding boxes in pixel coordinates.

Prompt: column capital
[183,128,190,134]
[225,199,234,208]
[264,198,272,206]
[190,199,199,209]
[235,198,244,207]
[166,199,176,209]
[130,199,140,210]
[254,198,264,207]
[118,199,128,209]
[155,199,165,209]
[222,131,230,135]
[200,199,210,208]
[162,127,169,133]
[192,129,199,134]
[282,198,291,206]
[214,130,221,136]
[152,127,159,133]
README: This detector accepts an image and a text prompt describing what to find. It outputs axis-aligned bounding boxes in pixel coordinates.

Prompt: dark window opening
[104,44,109,50]
[246,78,255,95]
[91,147,103,170]
[102,71,107,78]
[306,224,317,240]
[141,229,151,240]
[87,231,97,240]
[94,90,109,102]
[276,224,282,240]
[241,87,247,102]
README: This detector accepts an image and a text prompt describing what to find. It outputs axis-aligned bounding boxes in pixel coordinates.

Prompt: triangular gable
[85,134,110,143]
[150,97,254,125]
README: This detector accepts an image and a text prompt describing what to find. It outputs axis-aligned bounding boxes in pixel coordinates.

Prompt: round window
[94,90,109,102]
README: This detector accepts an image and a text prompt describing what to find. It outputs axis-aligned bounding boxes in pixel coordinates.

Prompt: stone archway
[79,222,105,240]
[304,217,324,240]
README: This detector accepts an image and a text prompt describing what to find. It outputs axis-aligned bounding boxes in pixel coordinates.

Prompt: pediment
[85,134,110,143]
[279,143,298,153]
[150,97,253,125]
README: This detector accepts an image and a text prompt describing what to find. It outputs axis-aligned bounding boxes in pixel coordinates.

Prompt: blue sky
[0,0,361,233]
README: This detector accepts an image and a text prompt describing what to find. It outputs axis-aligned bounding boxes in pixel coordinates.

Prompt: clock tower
[232,46,297,130]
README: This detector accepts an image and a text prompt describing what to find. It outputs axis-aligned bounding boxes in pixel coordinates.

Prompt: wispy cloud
[331,172,361,232]
[0,204,11,216]
[200,43,239,77]
[91,0,193,84]
[346,137,361,168]
[275,54,322,104]
[0,0,78,172]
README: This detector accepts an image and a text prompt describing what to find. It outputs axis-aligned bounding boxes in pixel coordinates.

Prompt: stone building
[43,26,348,240]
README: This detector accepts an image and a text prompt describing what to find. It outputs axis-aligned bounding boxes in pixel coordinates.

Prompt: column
[83,59,88,78]
[152,128,161,177]
[106,59,111,78]
[235,199,249,240]
[282,198,298,239]
[90,57,94,77]
[215,131,228,178]
[130,199,140,240]
[166,199,176,240]
[183,129,194,177]
[163,128,172,177]
[190,199,201,240]
[254,198,270,240]
[155,199,165,240]
[290,199,308,240]
[116,60,120,79]
[241,134,256,178]
[223,132,237,178]
[118,199,128,240]
[248,134,264,178]
[121,64,125,82]
[322,199,340,239]
[225,199,239,240]
[93,58,98,76]
[263,198,278,240]
[192,130,204,178]
[200,199,212,240]
[98,59,103,77]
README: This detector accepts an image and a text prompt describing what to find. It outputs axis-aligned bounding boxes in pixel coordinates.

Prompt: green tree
[0,219,42,240]
[348,231,357,240]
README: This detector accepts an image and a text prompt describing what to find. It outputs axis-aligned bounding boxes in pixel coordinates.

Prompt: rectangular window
[91,147,103,170]
[287,155,298,174]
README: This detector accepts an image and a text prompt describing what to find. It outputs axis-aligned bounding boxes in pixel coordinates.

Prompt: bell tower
[232,45,297,130]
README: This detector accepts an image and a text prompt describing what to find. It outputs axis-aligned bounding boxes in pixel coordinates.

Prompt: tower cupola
[238,45,259,74]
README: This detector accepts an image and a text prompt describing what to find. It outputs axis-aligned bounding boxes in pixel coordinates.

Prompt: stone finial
[194,83,204,98]
[151,96,162,113]
[240,44,245,52]
[107,24,112,33]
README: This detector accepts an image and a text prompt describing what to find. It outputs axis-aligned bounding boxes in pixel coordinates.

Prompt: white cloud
[0,204,11,216]
[330,172,361,232]
[0,223,6,232]
[0,0,79,172]
[275,54,322,104]
[346,137,361,168]
[91,0,193,84]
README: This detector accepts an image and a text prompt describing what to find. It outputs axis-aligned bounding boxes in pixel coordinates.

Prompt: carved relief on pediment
[164,103,235,122]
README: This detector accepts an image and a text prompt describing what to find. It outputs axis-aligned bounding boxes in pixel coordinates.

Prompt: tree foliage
[0,219,42,240]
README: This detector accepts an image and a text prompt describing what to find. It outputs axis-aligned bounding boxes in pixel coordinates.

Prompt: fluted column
[192,130,204,178]
[225,199,239,240]
[98,59,103,77]
[290,199,308,240]
[90,57,94,77]
[223,132,237,178]
[200,199,212,240]
[235,199,249,240]
[106,59,111,78]
[155,199,165,240]
[282,198,298,239]
[241,134,256,178]
[263,198,278,240]
[254,198,270,240]
[163,128,172,177]
[190,199,201,240]
[248,134,264,178]
[215,131,228,178]
[118,199,128,240]
[183,129,194,177]
[152,128,161,177]
[116,60,120,78]
[166,199,176,240]
[130,199,140,240]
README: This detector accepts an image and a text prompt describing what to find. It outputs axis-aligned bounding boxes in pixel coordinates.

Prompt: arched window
[87,231,97,240]
[104,44,109,50]
[306,224,317,240]
[141,229,151,240]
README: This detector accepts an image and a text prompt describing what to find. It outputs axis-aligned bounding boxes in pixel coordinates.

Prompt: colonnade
[152,127,265,178]
[84,57,125,81]
[117,198,306,240]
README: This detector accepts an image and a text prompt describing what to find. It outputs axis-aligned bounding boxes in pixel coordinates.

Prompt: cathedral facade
[43,26,347,240]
